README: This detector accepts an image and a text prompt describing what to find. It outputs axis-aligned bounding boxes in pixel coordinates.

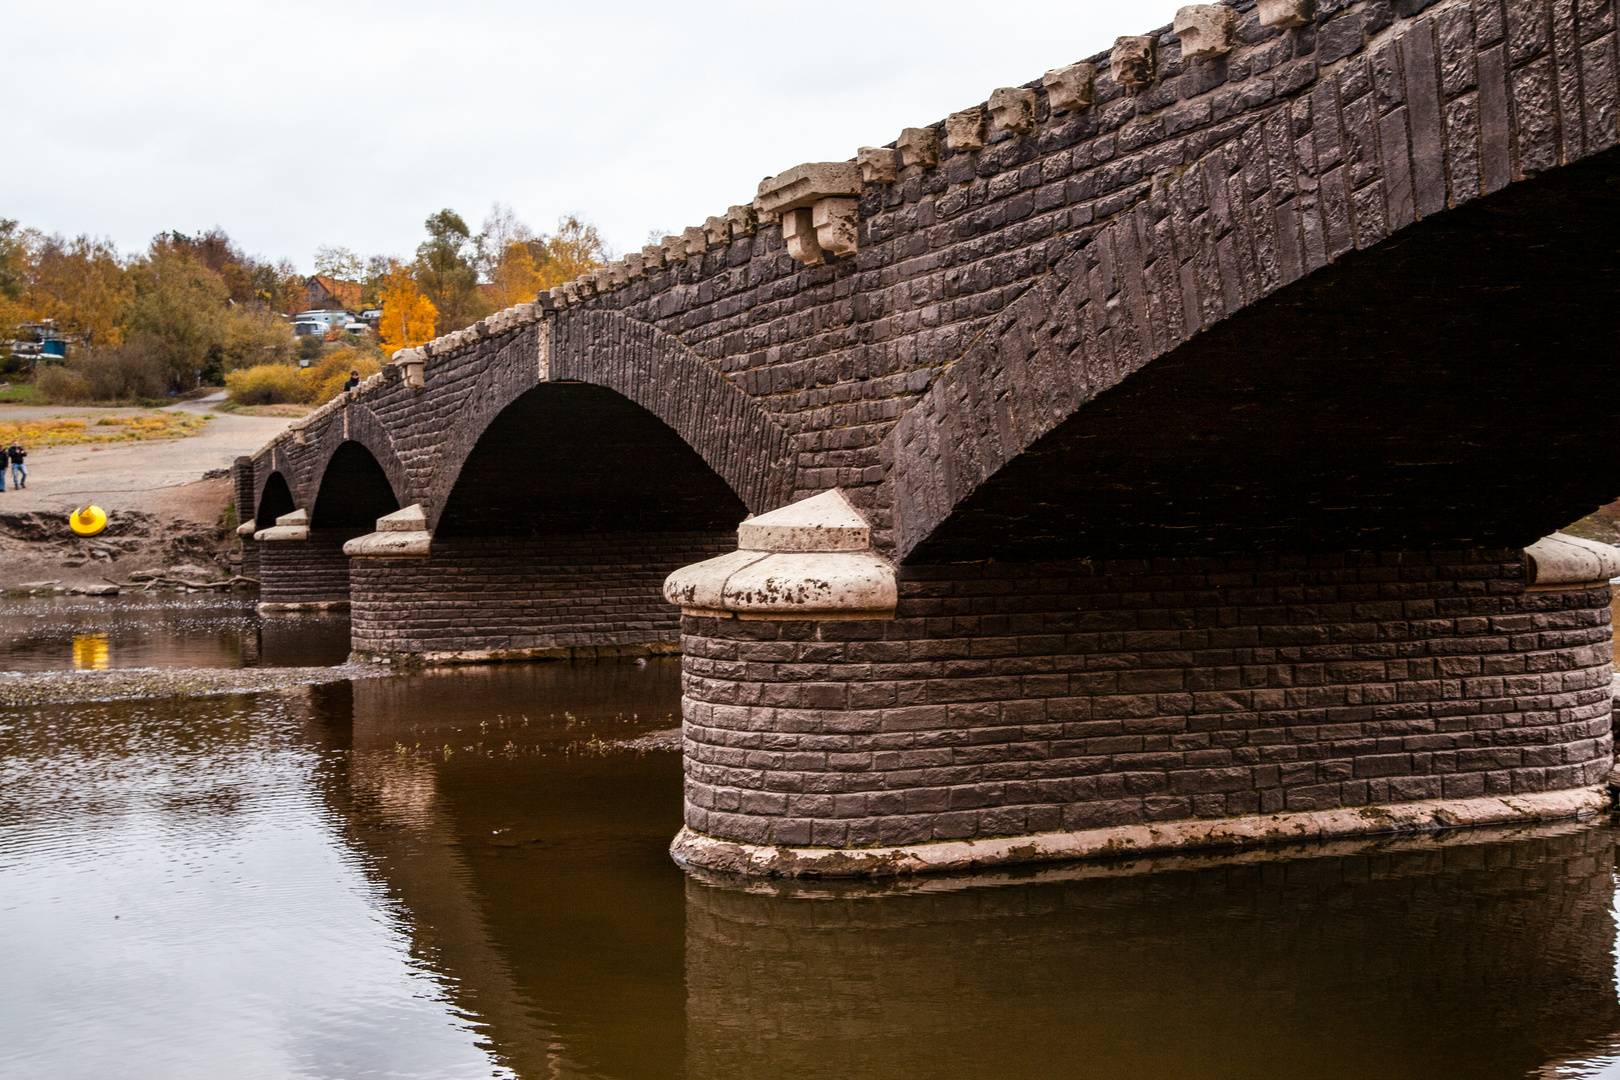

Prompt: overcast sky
[5,0,1185,273]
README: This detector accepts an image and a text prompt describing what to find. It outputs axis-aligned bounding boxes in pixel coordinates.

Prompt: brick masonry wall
[257,531,358,606]
[348,532,734,656]
[680,550,1614,847]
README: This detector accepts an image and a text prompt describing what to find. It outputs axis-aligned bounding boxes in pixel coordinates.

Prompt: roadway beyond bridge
[240,0,1620,876]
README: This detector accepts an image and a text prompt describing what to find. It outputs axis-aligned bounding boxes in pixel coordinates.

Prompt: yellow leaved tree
[536,216,607,290]
[377,262,438,354]
[487,241,547,310]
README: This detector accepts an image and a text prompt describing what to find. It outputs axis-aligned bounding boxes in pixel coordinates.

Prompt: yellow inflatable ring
[70,506,108,537]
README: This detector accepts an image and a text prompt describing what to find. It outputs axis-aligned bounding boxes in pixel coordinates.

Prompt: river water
[4,596,1620,1079]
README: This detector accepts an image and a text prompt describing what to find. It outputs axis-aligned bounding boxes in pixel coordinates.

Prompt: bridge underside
[914,148,1620,563]
[349,384,741,661]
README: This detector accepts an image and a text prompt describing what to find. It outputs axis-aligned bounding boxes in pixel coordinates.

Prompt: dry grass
[0,411,210,448]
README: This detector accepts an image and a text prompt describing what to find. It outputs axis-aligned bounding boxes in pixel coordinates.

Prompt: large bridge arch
[312,441,401,530]
[419,311,795,532]
[887,142,1620,562]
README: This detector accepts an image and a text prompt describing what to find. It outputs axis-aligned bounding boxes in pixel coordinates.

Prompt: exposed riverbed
[3,596,1620,1079]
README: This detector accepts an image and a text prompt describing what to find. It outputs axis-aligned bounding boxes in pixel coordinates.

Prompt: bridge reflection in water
[310,666,1620,1080]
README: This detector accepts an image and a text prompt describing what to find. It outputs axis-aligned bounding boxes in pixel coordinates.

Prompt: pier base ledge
[670,786,1609,879]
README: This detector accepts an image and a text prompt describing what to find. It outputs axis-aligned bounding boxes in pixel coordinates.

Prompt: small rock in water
[127,570,163,582]
[82,584,120,596]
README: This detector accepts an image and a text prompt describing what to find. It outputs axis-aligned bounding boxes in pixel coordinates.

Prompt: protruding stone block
[623,251,646,279]
[236,519,256,537]
[1043,63,1096,113]
[344,504,432,559]
[897,127,939,168]
[1525,532,1620,589]
[705,215,730,246]
[1174,4,1236,61]
[255,508,309,543]
[988,87,1038,134]
[664,489,897,619]
[661,235,688,263]
[1111,35,1158,91]
[396,347,425,389]
[781,207,823,266]
[756,162,862,215]
[812,198,859,259]
[944,107,986,152]
[1257,0,1314,28]
[683,226,708,256]
[640,244,665,272]
[858,145,900,184]
[605,261,628,288]
[726,204,758,238]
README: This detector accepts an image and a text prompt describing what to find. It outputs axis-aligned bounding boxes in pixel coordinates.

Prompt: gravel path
[0,664,386,707]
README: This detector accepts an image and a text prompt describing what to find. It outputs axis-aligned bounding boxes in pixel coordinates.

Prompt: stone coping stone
[1525,532,1620,588]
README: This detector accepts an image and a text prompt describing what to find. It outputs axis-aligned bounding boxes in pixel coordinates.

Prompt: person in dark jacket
[6,442,24,489]
[342,370,361,392]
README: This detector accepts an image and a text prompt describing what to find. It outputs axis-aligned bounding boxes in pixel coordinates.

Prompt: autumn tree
[377,262,438,354]
[22,233,132,352]
[122,240,231,386]
[414,209,490,335]
[0,220,26,353]
[537,215,608,289]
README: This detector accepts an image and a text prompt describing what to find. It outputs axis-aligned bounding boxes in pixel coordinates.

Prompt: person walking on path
[8,442,26,489]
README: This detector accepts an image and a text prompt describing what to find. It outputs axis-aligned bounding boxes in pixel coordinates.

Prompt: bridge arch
[312,440,401,530]
[885,118,1620,562]
[254,471,295,528]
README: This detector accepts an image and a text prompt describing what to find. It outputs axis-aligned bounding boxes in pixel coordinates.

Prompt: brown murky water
[3,600,1620,1079]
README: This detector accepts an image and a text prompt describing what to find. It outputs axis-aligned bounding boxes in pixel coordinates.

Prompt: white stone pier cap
[254,508,308,543]
[665,489,897,619]
[1524,532,1620,590]
[343,504,432,559]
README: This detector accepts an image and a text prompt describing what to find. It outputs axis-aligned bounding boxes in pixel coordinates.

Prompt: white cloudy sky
[4,0,1184,272]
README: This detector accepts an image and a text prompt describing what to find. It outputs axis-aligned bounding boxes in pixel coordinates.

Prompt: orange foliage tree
[536,215,608,290]
[487,240,547,309]
[377,262,438,354]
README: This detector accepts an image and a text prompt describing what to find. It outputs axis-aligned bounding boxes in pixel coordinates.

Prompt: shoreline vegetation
[1,209,609,411]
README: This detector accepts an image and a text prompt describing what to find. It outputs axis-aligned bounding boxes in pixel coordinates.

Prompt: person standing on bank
[342,370,361,393]
[8,442,26,489]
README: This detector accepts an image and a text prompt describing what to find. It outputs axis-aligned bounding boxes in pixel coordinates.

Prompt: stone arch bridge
[242,0,1620,875]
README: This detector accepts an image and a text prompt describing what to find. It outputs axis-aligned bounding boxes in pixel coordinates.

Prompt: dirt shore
[0,392,294,589]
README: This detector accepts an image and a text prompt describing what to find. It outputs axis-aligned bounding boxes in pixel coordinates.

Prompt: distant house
[303,276,363,311]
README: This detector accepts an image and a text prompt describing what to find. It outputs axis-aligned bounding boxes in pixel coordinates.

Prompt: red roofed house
[304,276,363,311]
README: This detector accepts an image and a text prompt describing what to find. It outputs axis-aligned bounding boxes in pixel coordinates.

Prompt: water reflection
[72,632,108,670]
[0,594,351,670]
[684,830,1620,1080]
[4,652,1620,1079]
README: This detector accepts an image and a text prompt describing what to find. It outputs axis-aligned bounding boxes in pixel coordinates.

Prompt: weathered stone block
[1111,35,1159,91]
[705,215,731,246]
[660,234,687,263]
[813,197,859,259]
[756,162,863,215]
[945,107,987,152]
[726,204,758,237]
[989,87,1038,134]
[683,226,708,256]
[897,127,940,168]
[1043,63,1096,113]
[1257,0,1314,28]
[858,145,900,184]
[1174,4,1237,61]
[640,243,665,271]
[782,207,823,265]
